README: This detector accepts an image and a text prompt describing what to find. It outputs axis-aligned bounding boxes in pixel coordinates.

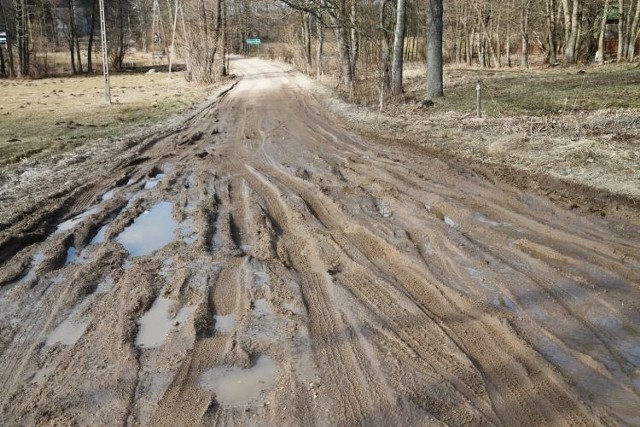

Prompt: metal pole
[99,0,110,104]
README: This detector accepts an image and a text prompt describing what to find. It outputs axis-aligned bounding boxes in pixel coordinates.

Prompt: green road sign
[246,39,261,45]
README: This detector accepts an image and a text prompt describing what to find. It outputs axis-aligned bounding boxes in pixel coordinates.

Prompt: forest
[1,0,640,95]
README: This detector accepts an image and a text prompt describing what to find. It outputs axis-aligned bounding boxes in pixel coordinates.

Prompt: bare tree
[426,0,443,99]
[390,0,405,95]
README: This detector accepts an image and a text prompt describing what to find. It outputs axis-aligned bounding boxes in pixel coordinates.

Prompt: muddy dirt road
[1,57,640,426]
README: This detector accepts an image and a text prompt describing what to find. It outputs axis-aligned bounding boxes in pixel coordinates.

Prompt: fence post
[476,80,482,118]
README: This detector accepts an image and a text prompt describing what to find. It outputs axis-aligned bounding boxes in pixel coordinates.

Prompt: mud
[1,57,639,426]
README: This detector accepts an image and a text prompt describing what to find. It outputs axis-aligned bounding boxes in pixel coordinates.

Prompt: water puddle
[179,219,197,245]
[135,296,193,348]
[94,277,114,294]
[102,189,115,201]
[90,225,108,245]
[199,355,278,407]
[377,201,392,218]
[19,251,46,284]
[252,299,272,317]
[65,247,78,264]
[144,173,165,189]
[54,207,99,234]
[45,306,88,347]
[214,314,237,334]
[116,202,176,257]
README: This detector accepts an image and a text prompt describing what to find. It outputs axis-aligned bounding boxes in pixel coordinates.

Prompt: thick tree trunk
[565,0,580,63]
[316,18,323,78]
[221,0,227,76]
[597,0,611,64]
[425,0,443,99]
[88,0,97,73]
[521,3,529,68]
[390,0,405,95]
[350,1,358,82]
[618,0,625,61]
[301,12,312,74]
[330,7,354,92]
[547,0,557,63]
[627,0,640,60]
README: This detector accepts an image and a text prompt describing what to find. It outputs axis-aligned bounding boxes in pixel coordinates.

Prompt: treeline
[1,0,639,92]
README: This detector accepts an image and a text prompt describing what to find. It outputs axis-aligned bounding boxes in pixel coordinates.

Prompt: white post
[99,0,110,104]
[476,81,482,118]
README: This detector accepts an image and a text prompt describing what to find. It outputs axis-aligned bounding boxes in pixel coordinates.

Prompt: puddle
[377,201,392,218]
[214,314,237,334]
[199,355,278,407]
[45,306,89,347]
[252,299,272,317]
[179,219,197,245]
[65,247,78,264]
[144,173,165,189]
[19,251,46,284]
[54,207,98,234]
[90,225,108,245]
[444,216,457,228]
[94,277,114,294]
[135,296,193,348]
[102,189,115,201]
[116,202,176,257]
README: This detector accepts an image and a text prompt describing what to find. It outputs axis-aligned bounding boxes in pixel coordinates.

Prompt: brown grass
[0,65,207,166]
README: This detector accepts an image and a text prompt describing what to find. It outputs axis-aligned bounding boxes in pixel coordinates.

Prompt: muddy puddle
[144,173,165,189]
[45,305,88,347]
[135,295,193,348]
[213,314,237,334]
[199,355,278,407]
[54,207,99,234]
[116,202,176,257]
[19,251,45,284]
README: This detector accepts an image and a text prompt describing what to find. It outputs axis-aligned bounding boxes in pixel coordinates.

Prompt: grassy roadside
[402,63,640,116]
[315,63,640,200]
[0,70,209,166]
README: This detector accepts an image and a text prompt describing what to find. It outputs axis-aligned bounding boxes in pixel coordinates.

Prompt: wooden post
[476,81,482,118]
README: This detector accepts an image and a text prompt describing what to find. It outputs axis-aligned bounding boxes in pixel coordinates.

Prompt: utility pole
[99,0,111,104]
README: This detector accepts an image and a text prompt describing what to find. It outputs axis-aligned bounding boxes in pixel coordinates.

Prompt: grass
[0,66,208,166]
[402,63,640,116]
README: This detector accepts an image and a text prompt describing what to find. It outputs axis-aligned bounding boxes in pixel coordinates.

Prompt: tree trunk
[618,0,625,61]
[565,0,580,63]
[316,18,323,78]
[521,2,529,68]
[221,0,227,76]
[350,0,359,83]
[390,0,406,95]
[547,0,557,63]
[597,0,611,64]
[88,0,97,72]
[301,12,312,74]
[561,0,571,48]
[627,0,640,60]
[425,0,443,99]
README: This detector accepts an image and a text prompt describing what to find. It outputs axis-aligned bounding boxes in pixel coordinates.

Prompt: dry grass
[309,63,640,200]
[0,67,207,166]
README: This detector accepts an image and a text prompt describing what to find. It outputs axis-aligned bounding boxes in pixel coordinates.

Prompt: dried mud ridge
[1,58,640,426]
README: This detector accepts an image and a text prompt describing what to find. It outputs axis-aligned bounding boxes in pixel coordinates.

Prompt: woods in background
[0,0,639,97]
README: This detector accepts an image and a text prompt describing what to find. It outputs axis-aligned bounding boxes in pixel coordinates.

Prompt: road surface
[1,57,639,426]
